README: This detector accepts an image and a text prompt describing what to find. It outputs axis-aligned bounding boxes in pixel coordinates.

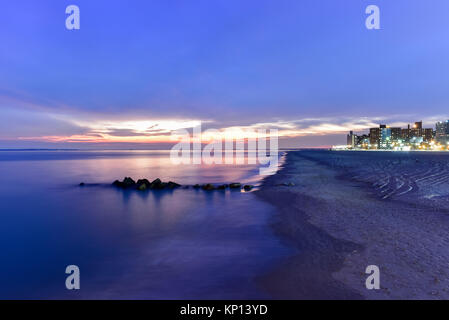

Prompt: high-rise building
[436,120,449,144]
[399,121,432,143]
[369,125,392,149]
[423,128,434,142]
[401,125,411,142]
[348,121,439,150]
[391,127,402,142]
[347,131,356,148]
[411,130,422,140]
[356,134,370,149]
[369,127,380,148]
[379,126,392,149]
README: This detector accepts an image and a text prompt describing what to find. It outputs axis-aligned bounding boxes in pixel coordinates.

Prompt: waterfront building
[369,127,380,149]
[349,120,439,150]
[423,128,434,142]
[401,125,411,142]
[436,120,449,144]
[347,131,356,148]
[379,126,392,149]
[390,127,402,142]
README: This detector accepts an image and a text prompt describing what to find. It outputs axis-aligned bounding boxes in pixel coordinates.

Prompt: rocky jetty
[112,177,182,191]
[110,177,254,192]
[202,184,215,191]
[113,177,137,189]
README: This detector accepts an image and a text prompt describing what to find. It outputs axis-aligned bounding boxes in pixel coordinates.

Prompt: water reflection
[0,150,290,299]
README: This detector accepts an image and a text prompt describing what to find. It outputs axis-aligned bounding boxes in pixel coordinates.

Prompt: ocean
[0,150,290,299]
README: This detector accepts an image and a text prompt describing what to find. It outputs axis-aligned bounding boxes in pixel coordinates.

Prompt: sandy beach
[256,150,449,299]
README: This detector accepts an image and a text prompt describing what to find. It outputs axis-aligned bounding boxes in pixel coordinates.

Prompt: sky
[1,0,449,148]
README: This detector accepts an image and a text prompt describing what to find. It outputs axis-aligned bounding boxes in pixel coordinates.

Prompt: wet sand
[255,150,449,300]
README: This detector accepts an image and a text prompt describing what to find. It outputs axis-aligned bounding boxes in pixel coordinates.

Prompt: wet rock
[150,178,164,189]
[112,177,136,189]
[193,184,201,189]
[113,180,124,188]
[217,184,228,190]
[79,182,85,187]
[167,181,181,189]
[137,178,150,185]
[243,185,254,191]
[122,177,136,188]
[151,178,162,185]
[137,184,147,191]
[202,184,215,191]
[137,183,147,191]
[136,179,150,190]
[229,183,241,189]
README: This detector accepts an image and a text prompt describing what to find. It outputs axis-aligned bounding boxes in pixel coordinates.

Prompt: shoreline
[255,150,449,299]
[254,151,364,299]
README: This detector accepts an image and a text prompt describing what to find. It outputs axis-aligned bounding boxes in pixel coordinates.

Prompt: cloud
[2,89,448,147]
[8,112,447,146]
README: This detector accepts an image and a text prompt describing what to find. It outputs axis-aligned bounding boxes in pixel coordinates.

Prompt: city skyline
[346,119,449,150]
[1,1,449,149]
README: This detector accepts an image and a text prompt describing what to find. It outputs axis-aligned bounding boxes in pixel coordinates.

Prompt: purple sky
[1,0,449,148]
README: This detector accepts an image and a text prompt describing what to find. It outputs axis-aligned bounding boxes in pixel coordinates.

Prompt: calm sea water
[0,150,290,299]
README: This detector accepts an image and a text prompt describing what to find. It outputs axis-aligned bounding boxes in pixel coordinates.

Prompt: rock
[122,177,136,188]
[112,177,182,191]
[112,180,124,188]
[79,182,85,187]
[243,185,254,191]
[167,181,181,189]
[112,177,136,189]
[137,183,147,191]
[217,184,228,190]
[150,178,164,189]
[229,183,241,189]
[288,182,295,187]
[137,178,150,186]
[151,178,162,185]
[136,179,150,190]
[193,184,201,189]
[202,184,215,191]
